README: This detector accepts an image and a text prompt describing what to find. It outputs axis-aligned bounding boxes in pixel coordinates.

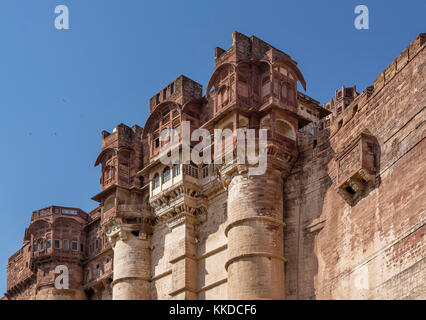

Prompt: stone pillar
[168,213,198,300]
[224,165,288,300]
[105,222,151,300]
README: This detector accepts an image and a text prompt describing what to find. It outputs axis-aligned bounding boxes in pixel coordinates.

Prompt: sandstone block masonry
[4,32,425,300]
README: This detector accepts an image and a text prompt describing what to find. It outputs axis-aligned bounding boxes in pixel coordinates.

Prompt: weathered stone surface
[4,32,425,300]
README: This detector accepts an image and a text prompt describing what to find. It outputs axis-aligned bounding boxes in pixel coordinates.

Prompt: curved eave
[142,101,182,139]
[273,58,307,91]
[94,147,115,167]
[27,219,52,232]
[206,62,237,97]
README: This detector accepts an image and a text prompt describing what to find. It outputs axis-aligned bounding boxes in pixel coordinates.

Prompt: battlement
[149,75,202,113]
[101,123,143,150]
[30,205,87,222]
[374,33,425,92]
[324,33,425,135]
[323,86,359,117]
[328,86,373,135]
[215,31,294,68]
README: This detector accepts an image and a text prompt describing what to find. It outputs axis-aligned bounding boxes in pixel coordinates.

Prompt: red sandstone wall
[284,34,425,300]
[6,33,424,301]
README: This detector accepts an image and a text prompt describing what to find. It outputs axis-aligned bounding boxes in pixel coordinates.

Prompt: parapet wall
[330,33,425,137]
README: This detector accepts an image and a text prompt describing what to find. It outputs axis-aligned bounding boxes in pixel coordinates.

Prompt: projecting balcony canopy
[142,101,182,139]
[94,147,116,167]
[94,146,133,167]
[205,57,306,98]
[206,62,236,97]
[271,57,306,91]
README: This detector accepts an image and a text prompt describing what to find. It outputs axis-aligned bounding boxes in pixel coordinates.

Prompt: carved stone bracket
[216,151,296,191]
[102,217,152,248]
[154,203,208,229]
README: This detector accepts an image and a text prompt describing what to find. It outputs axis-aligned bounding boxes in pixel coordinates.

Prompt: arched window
[162,167,171,183]
[275,120,295,140]
[173,164,180,177]
[221,86,228,104]
[281,83,287,99]
[104,195,115,212]
[153,173,160,189]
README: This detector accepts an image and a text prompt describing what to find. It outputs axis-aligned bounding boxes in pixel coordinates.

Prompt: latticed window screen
[184,164,199,178]
[202,165,209,178]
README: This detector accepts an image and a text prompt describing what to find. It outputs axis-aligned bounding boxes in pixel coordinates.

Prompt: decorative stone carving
[149,180,207,228]
[102,217,152,248]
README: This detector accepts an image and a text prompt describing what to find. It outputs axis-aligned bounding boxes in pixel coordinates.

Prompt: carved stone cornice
[149,181,207,228]
[216,151,297,190]
[150,181,201,208]
[152,202,208,229]
[102,217,152,248]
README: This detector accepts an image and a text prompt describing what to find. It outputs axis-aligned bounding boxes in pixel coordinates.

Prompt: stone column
[105,221,151,300]
[168,213,198,300]
[223,164,289,300]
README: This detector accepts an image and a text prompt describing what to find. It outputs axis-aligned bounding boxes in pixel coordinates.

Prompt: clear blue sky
[0,0,424,295]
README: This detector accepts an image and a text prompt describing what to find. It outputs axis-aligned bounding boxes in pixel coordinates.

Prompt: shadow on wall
[351,135,382,207]
[151,184,228,299]
[150,219,166,300]
[196,194,228,299]
[283,129,334,300]
[284,129,383,299]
